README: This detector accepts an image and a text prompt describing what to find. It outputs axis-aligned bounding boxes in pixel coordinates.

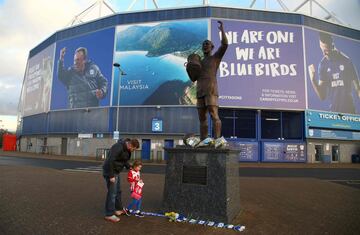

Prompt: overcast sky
[0,0,359,131]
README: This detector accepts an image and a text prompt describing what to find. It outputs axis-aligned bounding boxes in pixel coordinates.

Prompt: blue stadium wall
[19,6,360,161]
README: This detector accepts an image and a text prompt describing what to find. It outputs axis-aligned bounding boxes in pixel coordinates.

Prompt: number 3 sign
[152,118,163,132]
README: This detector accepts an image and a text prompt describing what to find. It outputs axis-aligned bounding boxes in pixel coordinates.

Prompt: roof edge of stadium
[29,5,360,58]
[64,4,360,32]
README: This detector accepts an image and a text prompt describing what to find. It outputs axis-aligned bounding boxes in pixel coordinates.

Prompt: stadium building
[17,4,360,163]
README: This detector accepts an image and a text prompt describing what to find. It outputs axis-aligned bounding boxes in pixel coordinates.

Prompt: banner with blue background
[305,110,360,140]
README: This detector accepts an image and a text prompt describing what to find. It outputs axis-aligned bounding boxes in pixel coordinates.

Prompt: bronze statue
[186,21,228,141]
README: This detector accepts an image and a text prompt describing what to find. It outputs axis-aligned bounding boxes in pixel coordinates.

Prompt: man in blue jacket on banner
[58,47,108,108]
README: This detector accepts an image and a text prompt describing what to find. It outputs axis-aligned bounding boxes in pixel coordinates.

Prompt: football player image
[308,32,360,114]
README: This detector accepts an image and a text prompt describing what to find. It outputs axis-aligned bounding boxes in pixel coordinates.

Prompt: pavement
[1,150,360,235]
[0,149,103,163]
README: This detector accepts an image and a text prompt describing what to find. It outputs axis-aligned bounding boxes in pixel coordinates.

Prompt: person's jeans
[104,174,122,216]
[127,198,142,211]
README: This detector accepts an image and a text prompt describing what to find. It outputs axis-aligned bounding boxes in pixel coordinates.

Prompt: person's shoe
[114,210,123,216]
[134,210,144,217]
[104,215,120,223]
[122,207,131,216]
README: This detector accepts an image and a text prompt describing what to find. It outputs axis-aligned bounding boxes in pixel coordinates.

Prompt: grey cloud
[0,85,21,115]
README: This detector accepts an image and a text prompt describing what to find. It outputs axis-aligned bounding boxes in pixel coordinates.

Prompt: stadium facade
[17,6,360,163]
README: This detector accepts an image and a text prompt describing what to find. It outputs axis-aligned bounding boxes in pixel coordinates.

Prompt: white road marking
[63,165,102,173]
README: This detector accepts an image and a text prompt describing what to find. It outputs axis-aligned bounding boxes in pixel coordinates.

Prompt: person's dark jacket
[58,59,108,108]
[103,139,131,178]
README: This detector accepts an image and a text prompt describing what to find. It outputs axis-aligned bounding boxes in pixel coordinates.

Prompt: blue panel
[262,142,283,162]
[227,140,259,162]
[112,107,198,135]
[29,34,56,58]
[141,139,151,160]
[308,128,360,140]
[321,155,331,163]
[262,141,306,162]
[303,17,360,39]
[48,108,109,134]
[305,110,360,131]
[22,113,48,135]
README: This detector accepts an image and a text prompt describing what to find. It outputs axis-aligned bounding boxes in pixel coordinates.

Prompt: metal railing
[96,148,110,160]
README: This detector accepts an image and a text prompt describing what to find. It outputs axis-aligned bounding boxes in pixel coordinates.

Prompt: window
[282,112,302,139]
[234,110,256,138]
[261,111,303,140]
[218,109,256,139]
[218,109,302,140]
[218,109,234,138]
[261,111,281,139]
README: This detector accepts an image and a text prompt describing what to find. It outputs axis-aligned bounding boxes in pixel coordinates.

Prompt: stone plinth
[163,146,240,223]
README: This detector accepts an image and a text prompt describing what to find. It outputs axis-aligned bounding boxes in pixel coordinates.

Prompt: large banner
[23,44,55,116]
[212,19,306,110]
[113,19,208,105]
[51,27,115,110]
[305,28,360,114]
